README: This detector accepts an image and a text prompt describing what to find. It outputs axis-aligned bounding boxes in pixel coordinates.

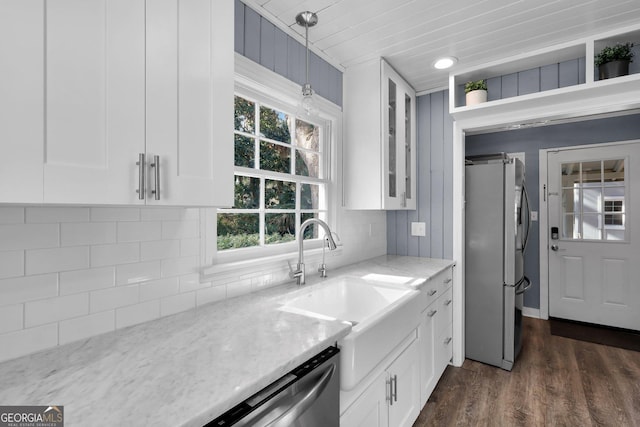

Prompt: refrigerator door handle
[521,184,531,253]
[515,276,531,295]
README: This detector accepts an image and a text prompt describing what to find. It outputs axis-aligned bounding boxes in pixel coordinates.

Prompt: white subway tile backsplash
[140,277,179,301]
[180,238,200,257]
[90,284,139,313]
[0,274,58,306]
[91,242,139,267]
[59,267,115,295]
[196,285,226,307]
[116,261,161,286]
[0,224,59,251]
[0,207,24,224]
[0,304,23,334]
[161,256,198,278]
[115,300,159,329]
[25,293,89,328]
[227,279,252,299]
[162,220,199,240]
[117,221,161,243]
[180,208,200,220]
[90,207,140,222]
[140,208,181,221]
[59,310,115,345]
[0,250,24,279]
[141,240,180,261]
[61,222,116,246]
[26,246,90,275]
[160,292,195,316]
[0,324,58,363]
[179,273,209,293]
[26,207,89,223]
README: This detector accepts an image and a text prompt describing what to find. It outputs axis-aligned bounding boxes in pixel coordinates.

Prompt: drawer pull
[444,337,452,345]
[444,299,452,306]
[427,289,437,296]
[427,310,437,317]
[444,278,452,284]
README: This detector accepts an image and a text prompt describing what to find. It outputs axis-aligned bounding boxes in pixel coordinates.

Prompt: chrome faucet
[291,218,338,285]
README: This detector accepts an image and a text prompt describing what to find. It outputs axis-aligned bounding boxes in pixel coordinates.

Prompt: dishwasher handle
[266,363,336,427]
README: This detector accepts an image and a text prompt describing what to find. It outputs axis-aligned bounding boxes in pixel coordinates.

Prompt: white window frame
[202,54,342,270]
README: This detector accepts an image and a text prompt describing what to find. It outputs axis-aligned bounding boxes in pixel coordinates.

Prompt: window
[560,158,626,241]
[216,94,329,253]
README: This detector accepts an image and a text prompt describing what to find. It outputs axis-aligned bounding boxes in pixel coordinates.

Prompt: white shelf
[450,22,640,112]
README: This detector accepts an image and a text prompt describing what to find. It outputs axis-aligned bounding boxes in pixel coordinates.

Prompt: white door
[340,371,389,427]
[547,142,640,330]
[43,0,146,204]
[145,0,233,206]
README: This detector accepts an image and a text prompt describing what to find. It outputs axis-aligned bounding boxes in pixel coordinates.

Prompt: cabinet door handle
[136,153,145,200]
[444,278,452,284]
[427,309,437,317]
[402,192,406,207]
[386,377,393,405]
[444,299,452,306]
[150,155,160,200]
[392,374,398,403]
[428,289,437,297]
[444,337,452,345]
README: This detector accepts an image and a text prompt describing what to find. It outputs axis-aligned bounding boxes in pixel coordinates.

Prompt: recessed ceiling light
[433,56,458,70]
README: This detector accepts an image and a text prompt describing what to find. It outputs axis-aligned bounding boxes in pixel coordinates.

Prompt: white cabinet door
[388,339,420,427]
[0,1,44,203]
[43,0,146,204]
[340,371,389,427]
[419,303,438,407]
[146,0,233,206]
[382,62,417,210]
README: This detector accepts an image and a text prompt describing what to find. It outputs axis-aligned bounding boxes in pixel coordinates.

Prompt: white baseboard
[522,307,541,318]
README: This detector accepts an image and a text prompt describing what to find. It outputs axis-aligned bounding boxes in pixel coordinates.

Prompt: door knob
[551,244,559,251]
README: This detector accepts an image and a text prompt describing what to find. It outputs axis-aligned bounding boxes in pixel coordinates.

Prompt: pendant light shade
[296,11,318,116]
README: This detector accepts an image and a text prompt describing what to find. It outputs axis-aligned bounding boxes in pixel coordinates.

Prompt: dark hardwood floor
[414,317,640,427]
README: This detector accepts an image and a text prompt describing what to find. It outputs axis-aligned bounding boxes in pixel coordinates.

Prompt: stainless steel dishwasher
[208,346,340,426]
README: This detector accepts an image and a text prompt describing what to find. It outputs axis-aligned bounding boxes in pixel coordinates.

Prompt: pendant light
[295,11,318,116]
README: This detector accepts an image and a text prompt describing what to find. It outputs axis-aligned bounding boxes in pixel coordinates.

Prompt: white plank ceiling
[242,0,640,93]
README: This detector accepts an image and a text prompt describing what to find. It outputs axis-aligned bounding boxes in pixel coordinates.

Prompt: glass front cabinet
[344,58,417,210]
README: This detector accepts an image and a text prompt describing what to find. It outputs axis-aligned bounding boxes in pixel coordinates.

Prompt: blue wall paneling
[234,0,343,107]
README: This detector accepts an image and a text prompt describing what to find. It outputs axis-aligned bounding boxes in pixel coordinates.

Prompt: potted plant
[465,79,487,106]
[595,42,635,80]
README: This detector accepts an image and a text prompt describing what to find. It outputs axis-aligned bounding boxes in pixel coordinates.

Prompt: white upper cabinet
[146,0,233,206]
[344,58,416,210]
[0,1,44,203]
[44,0,146,205]
[1,0,233,207]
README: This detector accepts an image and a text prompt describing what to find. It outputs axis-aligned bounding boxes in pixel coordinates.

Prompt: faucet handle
[318,263,327,278]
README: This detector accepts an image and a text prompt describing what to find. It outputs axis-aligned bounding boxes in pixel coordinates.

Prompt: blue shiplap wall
[466,114,640,309]
[387,90,454,259]
[455,58,586,107]
[234,0,343,106]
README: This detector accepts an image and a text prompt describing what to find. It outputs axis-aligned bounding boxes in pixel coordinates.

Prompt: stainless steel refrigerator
[465,154,531,371]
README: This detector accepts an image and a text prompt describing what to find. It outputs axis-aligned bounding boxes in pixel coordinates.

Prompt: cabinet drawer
[419,267,453,310]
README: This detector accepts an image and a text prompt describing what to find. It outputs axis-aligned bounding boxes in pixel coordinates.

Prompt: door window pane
[560,159,626,241]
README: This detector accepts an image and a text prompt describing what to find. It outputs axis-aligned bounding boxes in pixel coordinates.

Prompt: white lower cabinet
[341,339,420,427]
[418,268,454,407]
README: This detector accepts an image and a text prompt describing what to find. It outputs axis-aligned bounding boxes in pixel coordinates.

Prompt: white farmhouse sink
[280,277,421,390]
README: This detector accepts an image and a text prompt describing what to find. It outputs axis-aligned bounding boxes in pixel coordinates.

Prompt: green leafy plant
[595,42,635,67]
[464,79,487,94]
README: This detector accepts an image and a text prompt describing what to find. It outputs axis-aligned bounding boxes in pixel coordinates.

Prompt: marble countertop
[0,255,454,426]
